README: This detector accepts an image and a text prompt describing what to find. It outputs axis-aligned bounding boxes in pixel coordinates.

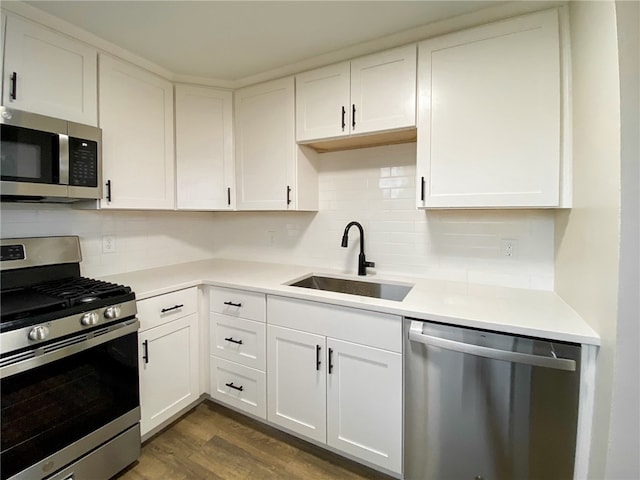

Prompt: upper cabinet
[295,44,416,147]
[98,55,175,210]
[2,15,97,126]
[416,9,570,209]
[175,85,234,210]
[235,77,318,211]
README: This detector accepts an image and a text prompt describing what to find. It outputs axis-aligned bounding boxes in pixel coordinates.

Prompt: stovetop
[1,277,134,333]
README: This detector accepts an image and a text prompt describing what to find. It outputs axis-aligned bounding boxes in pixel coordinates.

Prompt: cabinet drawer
[209,356,266,419]
[209,287,265,322]
[137,287,198,332]
[210,313,266,370]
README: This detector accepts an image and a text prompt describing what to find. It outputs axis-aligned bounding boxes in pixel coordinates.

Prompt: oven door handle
[0,319,140,379]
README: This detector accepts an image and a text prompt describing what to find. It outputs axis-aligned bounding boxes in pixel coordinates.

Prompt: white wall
[554,1,622,478]
[605,1,640,478]
[0,143,556,288]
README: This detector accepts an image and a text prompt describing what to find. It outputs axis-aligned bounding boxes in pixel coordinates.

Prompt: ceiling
[23,1,502,83]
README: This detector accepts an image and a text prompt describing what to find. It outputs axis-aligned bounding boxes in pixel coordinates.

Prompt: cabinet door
[235,77,295,210]
[327,338,402,473]
[267,325,326,443]
[350,44,416,136]
[99,54,175,209]
[417,9,562,208]
[3,15,97,125]
[175,85,234,210]
[139,314,199,436]
[295,62,350,142]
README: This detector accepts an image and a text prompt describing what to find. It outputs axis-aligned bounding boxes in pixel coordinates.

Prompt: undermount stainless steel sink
[289,275,413,302]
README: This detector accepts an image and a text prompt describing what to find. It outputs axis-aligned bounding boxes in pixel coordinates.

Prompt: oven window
[0,124,59,184]
[0,332,139,480]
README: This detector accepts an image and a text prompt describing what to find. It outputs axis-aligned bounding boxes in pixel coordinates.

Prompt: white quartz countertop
[101,258,600,346]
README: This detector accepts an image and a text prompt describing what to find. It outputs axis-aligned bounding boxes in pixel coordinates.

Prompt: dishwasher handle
[409,321,576,371]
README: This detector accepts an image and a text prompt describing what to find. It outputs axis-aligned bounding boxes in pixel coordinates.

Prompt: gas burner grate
[32,277,131,306]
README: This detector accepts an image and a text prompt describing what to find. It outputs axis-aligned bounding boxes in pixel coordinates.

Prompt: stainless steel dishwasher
[404,318,581,480]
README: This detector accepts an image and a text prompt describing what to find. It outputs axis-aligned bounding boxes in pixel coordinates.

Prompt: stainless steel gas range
[0,236,140,480]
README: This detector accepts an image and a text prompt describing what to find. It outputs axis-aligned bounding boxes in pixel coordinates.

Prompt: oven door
[0,320,140,480]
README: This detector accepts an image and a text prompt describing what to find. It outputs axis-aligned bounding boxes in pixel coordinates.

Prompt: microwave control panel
[68,137,98,187]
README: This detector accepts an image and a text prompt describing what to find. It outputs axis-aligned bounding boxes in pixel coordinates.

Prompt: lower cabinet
[266,296,402,474]
[137,288,200,437]
[202,288,402,474]
[267,325,327,442]
[208,286,267,419]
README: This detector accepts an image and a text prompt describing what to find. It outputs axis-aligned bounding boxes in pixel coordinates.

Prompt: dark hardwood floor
[116,401,395,480]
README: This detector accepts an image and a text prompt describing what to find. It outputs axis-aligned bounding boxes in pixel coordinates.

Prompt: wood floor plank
[116,401,395,480]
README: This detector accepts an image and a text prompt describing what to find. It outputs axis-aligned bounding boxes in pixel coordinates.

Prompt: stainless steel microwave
[0,106,102,202]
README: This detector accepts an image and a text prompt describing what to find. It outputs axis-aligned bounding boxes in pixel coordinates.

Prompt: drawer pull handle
[316,344,321,371]
[328,348,334,374]
[224,337,243,345]
[10,72,17,100]
[142,340,149,364]
[223,301,242,308]
[161,304,184,313]
[225,382,244,392]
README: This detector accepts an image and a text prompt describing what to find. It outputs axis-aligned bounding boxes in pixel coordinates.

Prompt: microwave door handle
[59,134,69,185]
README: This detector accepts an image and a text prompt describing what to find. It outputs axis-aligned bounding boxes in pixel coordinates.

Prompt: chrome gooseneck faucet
[341,221,375,276]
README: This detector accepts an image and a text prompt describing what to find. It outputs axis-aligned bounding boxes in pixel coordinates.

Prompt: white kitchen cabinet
[295,44,416,143]
[326,338,402,472]
[267,325,327,443]
[175,85,234,210]
[416,9,569,208]
[2,15,97,125]
[234,76,318,211]
[208,287,267,419]
[137,288,200,437]
[98,54,175,209]
[266,296,402,473]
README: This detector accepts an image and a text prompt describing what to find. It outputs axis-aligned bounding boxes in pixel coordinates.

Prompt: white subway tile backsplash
[0,142,555,290]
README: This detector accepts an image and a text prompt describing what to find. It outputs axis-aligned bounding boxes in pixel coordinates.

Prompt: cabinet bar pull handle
[328,348,334,374]
[224,337,243,345]
[225,382,244,392]
[142,340,149,364]
[105,180,112,202]
[223,301,242,307]
[161,304,183,313]
[341,106,346,131]
[316,344,321,371]
[420,176,425,201]
[352,104,356,129]
[286,185,292,205]
[227,187,231,206]
[10,72,17,100]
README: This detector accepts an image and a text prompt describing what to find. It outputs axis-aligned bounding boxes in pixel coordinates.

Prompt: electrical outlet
[102,235,116,253]
[501,239,517,258]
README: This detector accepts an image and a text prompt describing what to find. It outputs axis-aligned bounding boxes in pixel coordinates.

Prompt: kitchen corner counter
[100,258,600,346]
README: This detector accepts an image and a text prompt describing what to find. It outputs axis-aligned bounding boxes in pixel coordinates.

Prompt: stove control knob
[104,306,121,320]
[28,325,50,342]
[81,312,100,326]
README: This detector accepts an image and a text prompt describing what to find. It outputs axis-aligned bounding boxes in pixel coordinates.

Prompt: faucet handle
[365,261,375,268]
